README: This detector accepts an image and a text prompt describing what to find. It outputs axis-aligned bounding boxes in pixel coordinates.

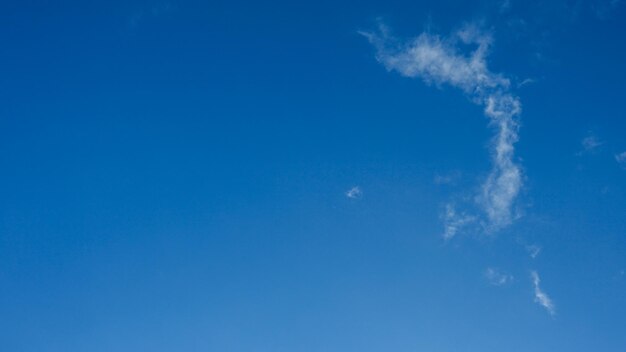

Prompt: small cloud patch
[434,171,461,185]
[531,271,556,316]
[526,244,542,259]
[615,151,626,168]
[578,132,603,155]
[442,204,475,240]
[345,186,363,199]
[485,267,513,286]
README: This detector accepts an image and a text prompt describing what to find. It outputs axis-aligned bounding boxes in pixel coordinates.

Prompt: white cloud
[479,96,523,232]
[616,151,626,168]
[526,244,542,259]
[345,186,363,199]
[499,0,512,13]
[434,171,461,185]
[485,267,513,286]
[442,204,475,240]
[580,133,603,154]
[360,23,510,97]
[531,271,556,316]
[517,78,536,88]
[362,23,523,234]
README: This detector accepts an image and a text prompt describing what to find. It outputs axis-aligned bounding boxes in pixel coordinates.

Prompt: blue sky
[1,0,626,351]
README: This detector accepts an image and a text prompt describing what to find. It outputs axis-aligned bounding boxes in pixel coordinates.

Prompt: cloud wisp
[434,171,462,186]
[485,267,513,286]
[442,204,476,240]
[531,270,556,316]
[582,135,603,151]
[362,23,523,236]
[526,244,542,259]
[615,151,626,168]
[578,132,603,155]
[345,186,363,199]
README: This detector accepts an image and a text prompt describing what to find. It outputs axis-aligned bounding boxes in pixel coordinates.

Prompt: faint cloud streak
[442,204,475,240]
[615,151,626,168]
[434,171,461,185]
[362,22,523,235]
[345,186,363,199]
[531,270,556,316]
[578,132,603,154]
[485,267,513,286]
[526,244,542,259]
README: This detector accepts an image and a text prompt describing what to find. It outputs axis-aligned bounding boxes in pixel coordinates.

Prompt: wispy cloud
[615,151,626,168]
[433,171,461,185]
[485,267,513,286]
[499,0,512,13]
[531,270,555,316]
[442,204,476,240]
[362,22,523,235]
[517,78,536,88]
[526,244,542,259]
[578,132,603,154]
[345,186,363,199]
[360,23,510,96]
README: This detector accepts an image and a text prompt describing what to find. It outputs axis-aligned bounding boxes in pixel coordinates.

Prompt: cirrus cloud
[531,270,556,316]
[361,23,523,236]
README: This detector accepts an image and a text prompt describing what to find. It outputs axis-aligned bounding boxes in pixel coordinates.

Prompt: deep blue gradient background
[1,1,625,351]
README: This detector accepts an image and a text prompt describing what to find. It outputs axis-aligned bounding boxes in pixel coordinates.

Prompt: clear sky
[1,0,626,351]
